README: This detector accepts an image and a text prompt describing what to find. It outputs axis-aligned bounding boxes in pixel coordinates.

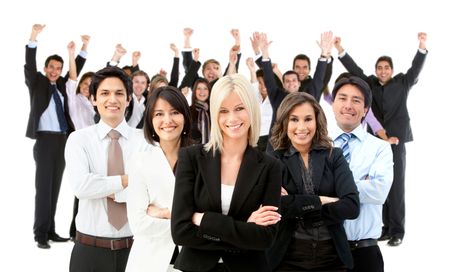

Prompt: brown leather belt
[75,231,133,250]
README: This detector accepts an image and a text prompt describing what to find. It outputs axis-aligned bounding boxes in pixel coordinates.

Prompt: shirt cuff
[418,48,427,54]
[79,50,88,59]
[28,41,38,48]
[338,51,347,58]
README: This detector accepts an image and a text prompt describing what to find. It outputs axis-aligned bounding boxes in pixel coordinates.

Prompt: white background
[1,0,448,271]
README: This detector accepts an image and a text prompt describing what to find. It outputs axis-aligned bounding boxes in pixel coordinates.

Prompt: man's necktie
[51,84,68,132]
[338,133,352,163]
[107,129,128,230]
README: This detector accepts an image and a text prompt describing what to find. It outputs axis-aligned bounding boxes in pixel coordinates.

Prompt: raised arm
[169,43,180,87]
[334,36,369,81]
[404,32,428,89]
[178,48,201,89]
[182,27,194,72]
[108,43,127,67]
[29,23,45,42]
[223,29,242,75]
[67,41,77,81]
[25,24,46,88]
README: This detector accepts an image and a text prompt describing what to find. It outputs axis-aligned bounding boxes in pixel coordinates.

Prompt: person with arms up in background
[24,24,86,249]
[334,33,428,246]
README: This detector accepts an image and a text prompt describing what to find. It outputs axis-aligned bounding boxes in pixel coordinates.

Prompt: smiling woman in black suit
[267,92,360,271]
[171,74,282,272]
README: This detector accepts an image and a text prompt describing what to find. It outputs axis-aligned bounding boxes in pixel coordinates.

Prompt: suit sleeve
[261,59,286,113]
[307,59,326,101]
[404,50,427,91]
[320,148,360,225]
[169,57,180,87]
[24,45,38,94]
[338,52,370,82]
[198,158,281,250]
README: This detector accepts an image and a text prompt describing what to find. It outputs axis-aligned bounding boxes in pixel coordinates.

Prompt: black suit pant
[382,142,406,239]
[33,132,67,242]
[348,245,384,272]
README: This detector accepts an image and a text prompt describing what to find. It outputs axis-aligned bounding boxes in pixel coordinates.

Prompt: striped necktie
[338,133,352,163]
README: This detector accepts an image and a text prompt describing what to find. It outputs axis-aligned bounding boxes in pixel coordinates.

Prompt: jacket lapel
[198,148,222,212]
[284,153,303,194]
[310,149,325,194]
[228,146,264,216]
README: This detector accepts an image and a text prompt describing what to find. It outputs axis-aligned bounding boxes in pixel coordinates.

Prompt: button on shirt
[65,119,150,238]
[331,124,393,240]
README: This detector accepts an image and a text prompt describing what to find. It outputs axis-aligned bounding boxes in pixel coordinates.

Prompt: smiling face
[332,84,368,132]
[152,98,185,145]
[79,77,92,98]
[92,77,130,128]
[283,74,300,93]
[195,82,210,102]
[203,62,222,82]
[375,60,393,85]
[287,102,316,153]
[293,59,310,81]
[218,91,250,143]
[132,75,148,99]
[44,60,63,83]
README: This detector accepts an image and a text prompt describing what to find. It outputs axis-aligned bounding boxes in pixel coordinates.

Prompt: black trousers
[382,143,406,239]
[33,132,67,242]
[70,241,130,272]
[348,245,384,272]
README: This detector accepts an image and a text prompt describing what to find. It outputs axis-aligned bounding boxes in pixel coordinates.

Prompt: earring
[183,131,186,135]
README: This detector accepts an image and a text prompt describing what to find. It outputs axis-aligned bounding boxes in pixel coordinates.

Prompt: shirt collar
[330,124,365,142]
[96,118,131,140]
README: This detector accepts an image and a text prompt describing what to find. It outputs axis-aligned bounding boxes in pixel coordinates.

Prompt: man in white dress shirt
[330,76,393,272]
[65,66,149,272]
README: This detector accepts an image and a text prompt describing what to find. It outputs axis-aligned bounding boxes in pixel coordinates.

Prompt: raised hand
[333,36,344,54]
[317,31,334,58]
[231,29,241,46]
[418,32,427,49]
[250,32,261,55]
[170,43,179,57]
[30,24,45,41]
[67,41,76,54]
[183,27,194,48]
[132,51,141,67]
[193,48,200,62]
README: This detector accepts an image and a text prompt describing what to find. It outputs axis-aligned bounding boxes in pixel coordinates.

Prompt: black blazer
[339,50,427,143]
[24,45,85,139]
[267,147,359,270]
[171,145,282,272]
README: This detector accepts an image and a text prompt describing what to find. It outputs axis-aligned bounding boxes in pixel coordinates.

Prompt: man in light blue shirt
[330,76,393,272]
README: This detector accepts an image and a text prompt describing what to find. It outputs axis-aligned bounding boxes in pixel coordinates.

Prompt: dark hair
[256,69,264,78]
[45,54,64,68]
[282,70,300,82]
[375,56,393,70]
[90,66,133,100]
[191,77,211,105]
[292,54,311,70]
[270,92,332,151]
[331,75,372,108]
[76,72,95,95]
[143,86,192,147]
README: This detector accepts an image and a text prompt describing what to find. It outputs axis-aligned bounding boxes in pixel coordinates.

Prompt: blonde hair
[205,74,261,154]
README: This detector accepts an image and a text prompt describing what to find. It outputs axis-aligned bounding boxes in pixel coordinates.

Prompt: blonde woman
[171,74,282,272]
